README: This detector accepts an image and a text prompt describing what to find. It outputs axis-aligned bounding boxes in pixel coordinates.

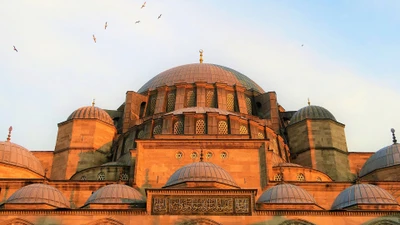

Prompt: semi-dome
[257,183,316,204]
[164,161,239,188]
[85,184,146,205]
[0,141,44,176]
[331,184,398,210]
[138,63,264,93]
[7,184,70,208]
[67,106,114,125]
[359,143,400,177]
[289,105,336,125]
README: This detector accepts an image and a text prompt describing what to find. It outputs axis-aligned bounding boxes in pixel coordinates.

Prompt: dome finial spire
[391,128,397,144]
[6,126,12,142]
[92,98,95,106]
[199,49,203,63]
[307,98,310,106]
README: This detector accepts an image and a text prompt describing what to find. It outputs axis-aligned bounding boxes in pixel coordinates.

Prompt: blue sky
[1,0,399,152]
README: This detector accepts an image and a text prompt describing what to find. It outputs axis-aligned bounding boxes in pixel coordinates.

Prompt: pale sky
[1,0,399,152]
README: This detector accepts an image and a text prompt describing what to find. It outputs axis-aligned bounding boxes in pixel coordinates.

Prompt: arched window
[97,172,105,181]
[147,95,157,116]
[227,93,235,111]
[196,119,206,134]
[153,124,162,135]
[166,92,176,112]
[297,173,305,181]
[139,102,146,118]
[137,130,145,139]
[239,125,248,134]
[274,173,283,181]
[206,89,216,107]
[185,90,196,107]
[257,132,265,139]
[245,96,253,115]
[218,121,228,134]
[174,120,184,134]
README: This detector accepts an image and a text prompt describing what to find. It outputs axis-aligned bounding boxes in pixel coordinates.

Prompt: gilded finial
[199,49,203,63]
[92,99,95,106]
[6,126,12,142]
[307,98,310,106]
[200,149,204,162]
[391,128,397,144]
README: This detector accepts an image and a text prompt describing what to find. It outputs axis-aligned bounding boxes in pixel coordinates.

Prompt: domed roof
[0,141,44,176]
[67,106,114,125]
[7,184,70,208]
[331,184,398,210]
[257,184,316,204]
[85,184,146,205]
[359,143,400,177]
[290,105,336,125]
[138,63,264,93]
[164,161,239,188]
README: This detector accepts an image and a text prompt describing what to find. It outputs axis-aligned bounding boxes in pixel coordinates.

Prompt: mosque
[0,52,399,225]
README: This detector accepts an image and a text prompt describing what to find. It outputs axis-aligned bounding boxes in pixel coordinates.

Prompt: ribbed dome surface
[7,184,70,208]
[360,143,400,177]
[290,105,336,125]
[67,106,114,125]
[138,63,264,93]
[164,162,239,188]
[85,184,146,204]
[331,184,398,210]
[0,141,44,176]
[257,184,316,204]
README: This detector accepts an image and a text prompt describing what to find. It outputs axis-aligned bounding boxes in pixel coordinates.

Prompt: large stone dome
[138,63,264,93]
[0,141,44,176]
[331,184,398,210]
[85,184,146,205]
[360,143,400,177]
[67,106,114,125]
[164,161,239,188]
[290,105,336,125]
[7,184,70,208]
[257,184,316,204]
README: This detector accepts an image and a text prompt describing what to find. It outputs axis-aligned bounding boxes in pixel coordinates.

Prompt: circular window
[297,173,305,181]
[220,152,228,159]
[97,172,105,181]
[120,173,129,181]
[206,152,213,159]
[274,173,282,181]
[191,152,198,159]
[81,176,87,181]
[176,152,183,159]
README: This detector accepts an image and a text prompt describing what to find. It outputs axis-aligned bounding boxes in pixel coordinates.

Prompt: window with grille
[147,95,157,115]
[218,121,228,134]
[97,172,105,181]
[274,173,282,181]
[153,124,162,135]
[176,152,183,159]
[316,177,322,182]
[120,173,129,181]
[245,97,253,115]
[173,120,184,134]
[206,152,213,159]
[206,90,216,107]
[220,152,228,159]
[297,173,305,181]
[167,92,176,112]
[191,152,198,159]
[257,132,265,139]
[227,93,235,111]
[137,130,145,139]
[196,119,206,134]
[185,90,196,107]
[239,125,248,134]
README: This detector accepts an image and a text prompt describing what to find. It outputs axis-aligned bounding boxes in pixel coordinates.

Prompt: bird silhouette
[158,14,162,19]
[13,46,18,52]
[141,2,146,9]
[105,22,108,30]
[301,44,304,47]
[135,20,141,24]
[93,34,96,43]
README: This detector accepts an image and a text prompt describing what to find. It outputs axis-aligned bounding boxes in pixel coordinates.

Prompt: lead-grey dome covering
[360,143,400,177]
[257,183,316,204]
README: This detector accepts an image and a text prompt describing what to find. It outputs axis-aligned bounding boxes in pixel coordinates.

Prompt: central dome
[138,63,264,93]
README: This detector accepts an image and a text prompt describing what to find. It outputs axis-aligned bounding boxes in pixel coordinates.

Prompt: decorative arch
[1,218,34,225]
[175,218,222,225]
[278,219,316,225]
[85,217,125,225]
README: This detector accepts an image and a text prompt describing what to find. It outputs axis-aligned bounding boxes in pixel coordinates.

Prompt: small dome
[85,184,146,205]
[360,143,400,177]
[138,63,264,93]
[0,141,44,176]
[331,184,398,210]
[257,184,316,204]
[67,106,114,125]
[164,162,239,188]
[7,184,70,208]
[289,105,336,125]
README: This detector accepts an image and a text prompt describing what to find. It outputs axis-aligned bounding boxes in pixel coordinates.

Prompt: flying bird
[13,46,18,52]
[141,2,146,9]
[104,22,108,30]
[93,34,96,43]
[135,20,141,24]
[158,14,162,19]
[301,44,304,47]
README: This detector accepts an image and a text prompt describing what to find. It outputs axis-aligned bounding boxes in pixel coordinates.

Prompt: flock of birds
[12,1,163,50]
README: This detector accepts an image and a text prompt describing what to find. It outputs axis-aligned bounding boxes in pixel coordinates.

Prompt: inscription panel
[152,195,251,215]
